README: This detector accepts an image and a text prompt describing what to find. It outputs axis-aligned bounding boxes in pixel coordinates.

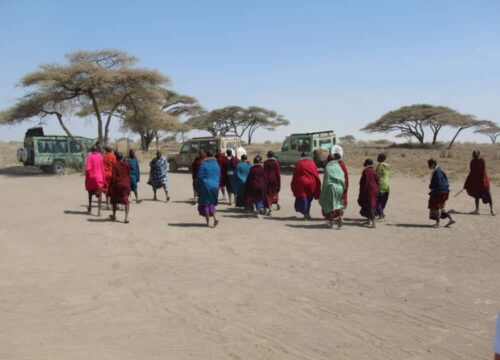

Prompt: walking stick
[454,188,465,198]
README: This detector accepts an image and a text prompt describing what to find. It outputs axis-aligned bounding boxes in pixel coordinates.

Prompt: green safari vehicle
[16,127,95,174]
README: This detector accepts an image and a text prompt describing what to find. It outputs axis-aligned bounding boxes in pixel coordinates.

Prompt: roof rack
[290,130,335,136]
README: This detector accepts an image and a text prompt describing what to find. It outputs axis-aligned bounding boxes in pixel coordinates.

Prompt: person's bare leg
[228,193,233,205]
[87,193,92,214]
[473,198,480,214]
[109,203,117,221]
[124,204,129,223]
[134,191,141,203]
[163,187,170,202]
[337,216,344,229]
[445,212,456,227]
[213,214,219,227]
[153,188,157,201]
[488,190,495,215]
[96,194,102,217]
[205,214,210,227]
[105,195,110,210]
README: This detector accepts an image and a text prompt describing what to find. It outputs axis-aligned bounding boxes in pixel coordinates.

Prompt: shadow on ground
[168,222,209,228]
[0,166,49,177]
[386,223,434,228]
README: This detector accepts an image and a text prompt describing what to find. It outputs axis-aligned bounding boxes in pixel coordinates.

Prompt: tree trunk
[448,127,464,149]
[140,131,155,151]
[88,90,104,145]
[431,125,441,145]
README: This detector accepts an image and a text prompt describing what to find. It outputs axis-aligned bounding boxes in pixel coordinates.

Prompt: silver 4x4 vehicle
[168,136,242,172]
[275,130,336,168]
[17,127,95,174]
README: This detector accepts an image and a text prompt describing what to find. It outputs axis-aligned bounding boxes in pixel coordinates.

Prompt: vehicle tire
[168,160,178,172]
[51,160,65,175]
[17,148,28,162]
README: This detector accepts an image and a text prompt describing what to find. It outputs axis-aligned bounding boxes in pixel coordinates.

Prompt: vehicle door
[279,138,291,164]
[69,140,85,167]
[34,138,55,166]
[297,137,312,157]
[177,143,190,167]
[189,141,200,165]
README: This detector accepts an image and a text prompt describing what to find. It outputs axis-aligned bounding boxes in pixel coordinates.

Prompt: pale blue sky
[1,0,499,143]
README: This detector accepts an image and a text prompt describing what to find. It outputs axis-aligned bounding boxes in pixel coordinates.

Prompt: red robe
[358,166,379,210]
[109,161,131,205]
[291,158,321,199]
[244,165,267,201]
[264,158,281,206]
[216,153,226,187]
[464,158,490,200]
[339,160,349,208]
[102,152,116,194]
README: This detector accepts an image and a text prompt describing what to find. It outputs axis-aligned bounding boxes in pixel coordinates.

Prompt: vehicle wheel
[51,160,65,175]
[169,160,178,172]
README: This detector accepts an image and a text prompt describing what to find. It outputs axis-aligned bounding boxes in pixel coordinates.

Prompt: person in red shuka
[463,150,495,216]
[108,152,131,224]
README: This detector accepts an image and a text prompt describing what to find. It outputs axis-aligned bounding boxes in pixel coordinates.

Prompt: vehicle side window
[55,140,67,153]
[38,140,53,153]
[282,142,290,152]
[180,144,189,154]
[70,141,82,153]
[290,139,297,150]
[298,138,311,152]
[200,140,217,153]
[190,142,199,154]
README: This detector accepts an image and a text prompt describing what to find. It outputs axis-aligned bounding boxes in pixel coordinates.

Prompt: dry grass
[2,140,499,185]
[341,143,500,185]
[0,141,23,168]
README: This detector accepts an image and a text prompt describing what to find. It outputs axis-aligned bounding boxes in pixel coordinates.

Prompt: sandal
[109,215,116,221]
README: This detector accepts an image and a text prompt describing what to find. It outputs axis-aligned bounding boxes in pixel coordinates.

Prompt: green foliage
[474,123,500,144]
[362,104,487,148]
[1,49,172,147]
[185,105,289,144]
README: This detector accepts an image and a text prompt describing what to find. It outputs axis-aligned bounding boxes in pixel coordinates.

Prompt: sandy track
[0,168,499,359]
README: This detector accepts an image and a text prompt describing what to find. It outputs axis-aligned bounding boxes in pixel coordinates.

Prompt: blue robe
[233,161,251,208]
[196,158,220,206]
[128,157,140,192]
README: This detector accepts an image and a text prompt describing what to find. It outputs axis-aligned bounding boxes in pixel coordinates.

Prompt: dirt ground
[0,166,499,359]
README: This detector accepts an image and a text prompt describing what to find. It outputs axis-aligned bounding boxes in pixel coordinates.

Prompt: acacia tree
[121,102,180,151]
[0,90,87,159]
[120,88,202,151]
[185,107,240,136]
[185,105,289,143]
[339,135,356,144]
[474,123,500,144]
[1,49,170,146]
[362,104,474,146]
[243,107,289,144]
[446,117,493,149]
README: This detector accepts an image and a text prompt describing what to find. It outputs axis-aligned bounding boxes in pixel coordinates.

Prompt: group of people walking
[84,143,495,228]
[192,145,389,229]
[85,146,170,223]
[193,149,282,227]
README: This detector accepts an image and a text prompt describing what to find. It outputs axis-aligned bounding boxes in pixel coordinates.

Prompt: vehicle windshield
[319,139,332,149]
